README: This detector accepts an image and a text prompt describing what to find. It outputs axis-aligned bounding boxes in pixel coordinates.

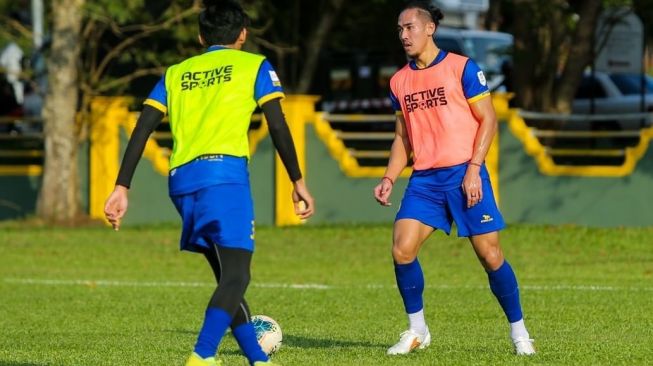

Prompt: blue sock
[394,259,425,313]
[194,307,232,358]
[487,260,523,323]
[232,322,269,365]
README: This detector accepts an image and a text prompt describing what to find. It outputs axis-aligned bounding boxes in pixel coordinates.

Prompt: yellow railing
[7,94,653,225]
[0,116,44,176]
[87,96,314,226]
[313,110,500,202]
[313,112,412,178]
[505,109,653,177]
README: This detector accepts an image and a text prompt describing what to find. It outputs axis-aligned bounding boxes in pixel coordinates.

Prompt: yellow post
[275,95,320,226]
[488,93,512,204]
[492,92,513,121]
[89,97,132,220]
[486,133,500,204]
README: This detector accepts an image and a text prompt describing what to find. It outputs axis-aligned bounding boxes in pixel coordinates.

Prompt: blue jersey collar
[207,45,228,52]
[409,50,448,70]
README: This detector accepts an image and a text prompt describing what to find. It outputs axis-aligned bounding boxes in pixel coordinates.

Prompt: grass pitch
[0,224,652,365]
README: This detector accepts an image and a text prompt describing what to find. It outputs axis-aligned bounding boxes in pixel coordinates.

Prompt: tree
[36,0,85,223]
[240,0,348,93]
[10,0,408,223]
[504,0,645,113]
[511,0,602,113]
[35,0,202,223]
[33,0,351,223]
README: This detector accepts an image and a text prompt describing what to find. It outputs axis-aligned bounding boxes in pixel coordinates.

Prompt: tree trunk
[484,0,502,31]
[37,0,85,223]
[512,0,539,110]
[294,0,345,93]
[512,0,573,112]
[553,0,602,113]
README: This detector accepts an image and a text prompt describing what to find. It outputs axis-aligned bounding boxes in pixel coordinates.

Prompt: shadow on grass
[218,333,387,356]
[0,362,47,366]
[165,328,196,335]
[282,334,386,349]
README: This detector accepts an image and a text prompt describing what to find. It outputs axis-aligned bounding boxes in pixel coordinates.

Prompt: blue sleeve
[461,59,490,101]
[143,75,167,113]
[255,60,285,106]
[389,90,402,112]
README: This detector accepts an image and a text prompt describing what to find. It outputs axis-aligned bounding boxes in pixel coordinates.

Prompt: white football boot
[513,337,536,355]
[387,327,431,355]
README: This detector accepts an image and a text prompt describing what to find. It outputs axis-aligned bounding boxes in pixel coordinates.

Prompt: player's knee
[480,247,504,271]
[220,269,251,294]
[392,243,417,264]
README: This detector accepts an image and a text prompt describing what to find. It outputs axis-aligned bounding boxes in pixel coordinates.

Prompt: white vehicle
[434,27,513,90]
[572,72,653,128]
[520,72,652,136]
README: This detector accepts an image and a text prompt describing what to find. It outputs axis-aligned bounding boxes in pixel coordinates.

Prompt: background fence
[1,94,652,226]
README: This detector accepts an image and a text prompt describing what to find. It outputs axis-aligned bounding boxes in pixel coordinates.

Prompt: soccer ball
[251,315,282,355]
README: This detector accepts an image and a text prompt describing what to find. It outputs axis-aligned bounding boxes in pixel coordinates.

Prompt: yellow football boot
[185,352,222,366]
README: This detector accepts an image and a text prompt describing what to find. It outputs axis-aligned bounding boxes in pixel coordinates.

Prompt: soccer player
[103,1,314,365]
[373,1,535,356]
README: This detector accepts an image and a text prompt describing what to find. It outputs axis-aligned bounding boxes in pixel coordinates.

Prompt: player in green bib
[104,1,314,365]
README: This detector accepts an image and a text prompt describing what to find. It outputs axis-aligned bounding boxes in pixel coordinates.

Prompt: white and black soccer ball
[251,315,282,355]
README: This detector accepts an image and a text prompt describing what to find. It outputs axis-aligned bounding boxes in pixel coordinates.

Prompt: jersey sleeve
[461,59,490,103]
[389,90,402,115]
[143,75,167,114]
[255,60,285,106]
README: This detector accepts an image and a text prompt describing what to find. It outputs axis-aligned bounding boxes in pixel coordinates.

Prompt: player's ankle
[510,318,529,340]
[409,324,427,335]
[407,309,427,334]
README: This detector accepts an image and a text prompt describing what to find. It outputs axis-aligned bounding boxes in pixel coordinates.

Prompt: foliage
[238,0,403,92]
[80,0,202,97]
[0,0,42,76]
[5,0,653,100]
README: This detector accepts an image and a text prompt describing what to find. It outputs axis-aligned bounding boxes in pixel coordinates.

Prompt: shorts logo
[170,169,177,177]
[481,214,493,223]
[250,220,256,240]
[477,71,487,86]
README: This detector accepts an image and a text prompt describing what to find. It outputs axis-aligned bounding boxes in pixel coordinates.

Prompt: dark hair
[199,0,250,45]
[402,0,444,25]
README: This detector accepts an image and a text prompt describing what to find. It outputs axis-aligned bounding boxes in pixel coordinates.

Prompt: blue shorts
[395,165,505,237]
[171,183,255,252]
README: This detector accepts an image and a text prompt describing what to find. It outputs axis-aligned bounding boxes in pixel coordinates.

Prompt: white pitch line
[2,278,332,290]
[3,278,212,288]
[3,278,652,292]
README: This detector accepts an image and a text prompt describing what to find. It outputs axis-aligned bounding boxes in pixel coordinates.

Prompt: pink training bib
[390,52,488,170]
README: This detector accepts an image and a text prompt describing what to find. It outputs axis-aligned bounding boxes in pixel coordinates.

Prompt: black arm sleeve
[261,98,303,182]
[115,105,164,188]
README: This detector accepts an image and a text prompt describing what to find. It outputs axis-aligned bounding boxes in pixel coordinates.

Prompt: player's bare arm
[374,115,411,206]
[463,96,497,208]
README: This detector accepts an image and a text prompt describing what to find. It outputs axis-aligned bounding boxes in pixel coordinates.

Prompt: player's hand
[104,185,129,230]
[462,165,483,208]
[374,177,394,206]
[292,178,314,220]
